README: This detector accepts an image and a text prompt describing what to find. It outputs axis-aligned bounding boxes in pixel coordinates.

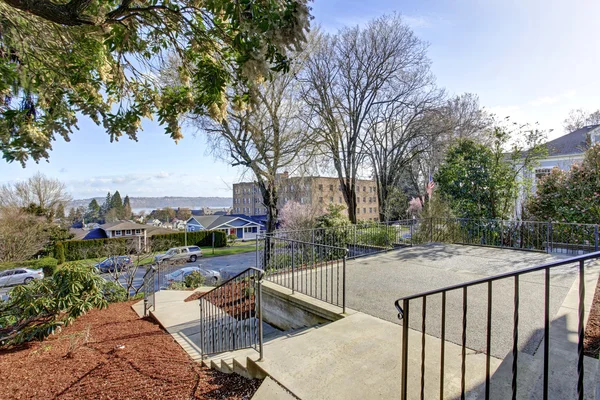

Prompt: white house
[516,124,599,215]
[100,221,148,251]
[185,215,264,241]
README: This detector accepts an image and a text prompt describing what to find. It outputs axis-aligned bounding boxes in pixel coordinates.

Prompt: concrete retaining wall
[261,281,347,331]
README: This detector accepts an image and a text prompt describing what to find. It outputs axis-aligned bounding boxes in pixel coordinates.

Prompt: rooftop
[545,124,599,156]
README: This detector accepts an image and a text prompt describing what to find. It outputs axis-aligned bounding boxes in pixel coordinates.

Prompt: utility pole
[184,220,188,246]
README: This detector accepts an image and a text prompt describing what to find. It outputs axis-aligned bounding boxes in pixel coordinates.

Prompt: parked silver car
[0,268,44,287]
[155,246,203,263]
[164,266,221,285]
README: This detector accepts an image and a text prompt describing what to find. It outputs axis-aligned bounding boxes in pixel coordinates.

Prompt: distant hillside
[70,196,232,210]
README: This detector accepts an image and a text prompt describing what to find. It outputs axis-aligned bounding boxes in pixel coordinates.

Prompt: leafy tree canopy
[0,0,311,165]
[435,125,547,219]
[526,144,600,224]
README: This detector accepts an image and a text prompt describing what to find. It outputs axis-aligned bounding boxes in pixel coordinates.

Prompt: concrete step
[251,377,297,400]
[251,312,503,400]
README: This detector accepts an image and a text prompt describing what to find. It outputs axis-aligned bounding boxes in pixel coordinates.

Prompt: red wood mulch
[584,274,600,358]
[185,292,206,302]
[0,301,260,400]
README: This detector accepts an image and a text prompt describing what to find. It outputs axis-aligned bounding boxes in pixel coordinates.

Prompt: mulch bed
[185,291,207,302]
[0,301,261,399]
[584,274,600,358]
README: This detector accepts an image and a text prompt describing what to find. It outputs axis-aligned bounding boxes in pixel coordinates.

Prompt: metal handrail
[197,266,264,301]
[198,266,264,359]
[394,250,600,400]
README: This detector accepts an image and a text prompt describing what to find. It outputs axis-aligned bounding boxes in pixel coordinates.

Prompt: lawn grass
[201,242,256,258]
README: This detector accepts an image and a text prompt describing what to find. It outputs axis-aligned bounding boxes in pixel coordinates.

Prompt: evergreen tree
[100,192,112,218]
[123,196,133,220]
[55,203,66,219]
[86,199,101,223]
[110,191,124,219]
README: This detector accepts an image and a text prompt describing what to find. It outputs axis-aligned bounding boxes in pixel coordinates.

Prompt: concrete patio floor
[345,243,585,359]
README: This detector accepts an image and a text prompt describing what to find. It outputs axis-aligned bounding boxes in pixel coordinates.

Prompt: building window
[115,230,122,236]
[374,207,377,213]
[363,197,366,203]
[125,230,132,235]
[363,186,366,192]
[319,197,323,203]
[363,208,366,214]
[357,197,360,203]
[329,184,333,191]
[357,208,360,214]
[369,207,373,213]
[535,168,552,181]
[318,184,323,191]
[135,229,141,234]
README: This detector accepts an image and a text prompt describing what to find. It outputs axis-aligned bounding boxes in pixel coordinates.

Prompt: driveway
[344,243,578,359]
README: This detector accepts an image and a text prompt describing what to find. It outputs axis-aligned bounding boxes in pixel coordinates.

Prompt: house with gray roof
[185,215,264,241]
[515,124,600,216]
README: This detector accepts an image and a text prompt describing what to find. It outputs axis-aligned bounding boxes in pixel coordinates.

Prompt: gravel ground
[0,301,260,399]
[345,244,579,359]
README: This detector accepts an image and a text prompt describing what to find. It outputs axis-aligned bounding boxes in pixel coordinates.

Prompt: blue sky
[1,0,599,199]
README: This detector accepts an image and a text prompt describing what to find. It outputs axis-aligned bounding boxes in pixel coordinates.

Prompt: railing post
[547,222,553,254]
[595,225,599,252]
[291,242,295,294]
[258,279,264,361]
[410,222,413,247]
[401,299,410,400]
[199,300,204,359]
[342,254,347,314]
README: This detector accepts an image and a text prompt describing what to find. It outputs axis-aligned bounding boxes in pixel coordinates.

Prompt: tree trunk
[258,179,278,234]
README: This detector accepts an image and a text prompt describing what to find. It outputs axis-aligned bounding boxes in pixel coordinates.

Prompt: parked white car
[0,268,44,287]
[155,246,203,263]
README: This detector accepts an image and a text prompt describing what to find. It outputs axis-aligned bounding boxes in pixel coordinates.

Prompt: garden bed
[0,301,260,399]
[584,274,600,358]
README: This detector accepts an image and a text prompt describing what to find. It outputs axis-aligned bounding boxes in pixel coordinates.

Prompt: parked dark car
[95,256,132,273]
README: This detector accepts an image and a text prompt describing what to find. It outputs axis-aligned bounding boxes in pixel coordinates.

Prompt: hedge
[150,230,227,251]
[56,238,129,262]
[53,230,227,262]
[0,257,58,277]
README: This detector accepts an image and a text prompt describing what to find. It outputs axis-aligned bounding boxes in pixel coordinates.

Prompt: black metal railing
[271,220,414,260]
[258,235,348,312]
[198,267,264,357]
[272,219,599,258]
[414,218,599,255]
[394,251,600,400]
[142,266,156,317]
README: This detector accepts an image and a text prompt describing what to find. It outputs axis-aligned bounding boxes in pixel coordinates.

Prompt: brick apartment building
[232,173,380,221]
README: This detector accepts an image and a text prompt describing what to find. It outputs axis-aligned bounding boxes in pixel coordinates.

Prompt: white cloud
[528,90,577,107]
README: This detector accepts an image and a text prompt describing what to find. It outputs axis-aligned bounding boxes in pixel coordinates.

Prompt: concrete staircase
[202,312,504,400]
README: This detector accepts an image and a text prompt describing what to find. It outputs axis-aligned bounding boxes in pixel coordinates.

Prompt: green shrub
[167,281,188,290]
[184,271,206,288]
[54,242,66,264]
[227,234,237,247]
[0,257,58,276]
[150,230,227,251]
[55,238,128,262]
[0,263,107,346]
[102,281,128,303]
